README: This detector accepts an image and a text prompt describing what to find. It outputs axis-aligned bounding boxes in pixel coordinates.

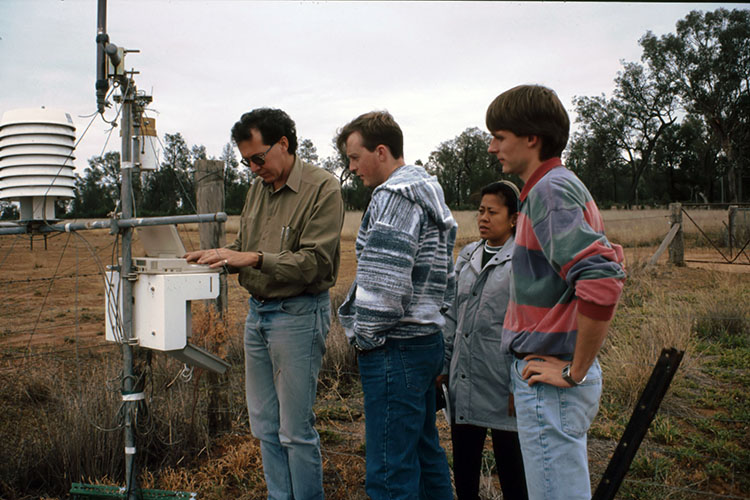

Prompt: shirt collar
[519,157,563,202]
[269,154,302,194]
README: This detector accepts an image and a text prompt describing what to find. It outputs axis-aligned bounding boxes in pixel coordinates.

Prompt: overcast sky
[0,1,741,172]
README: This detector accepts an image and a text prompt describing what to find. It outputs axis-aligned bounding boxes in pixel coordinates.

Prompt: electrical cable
[38,111,99,227]
[35,81,118,226]
[99,78,129,126]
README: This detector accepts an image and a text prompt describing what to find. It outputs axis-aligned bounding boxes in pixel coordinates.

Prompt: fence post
[668,203,684,266]
[195,159,230,436]
[196,159,228,312]
[728,205,738,258]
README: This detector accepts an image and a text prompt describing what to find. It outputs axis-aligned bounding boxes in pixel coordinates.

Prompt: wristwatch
[562,364,587,386]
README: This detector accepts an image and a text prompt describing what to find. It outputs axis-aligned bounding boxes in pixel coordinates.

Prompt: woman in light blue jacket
[438,181,528,500]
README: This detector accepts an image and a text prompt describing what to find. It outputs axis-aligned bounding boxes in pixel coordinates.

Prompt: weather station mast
[96,1,145,496]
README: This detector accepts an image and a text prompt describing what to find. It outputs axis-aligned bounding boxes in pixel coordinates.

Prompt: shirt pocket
[278,224,300,252]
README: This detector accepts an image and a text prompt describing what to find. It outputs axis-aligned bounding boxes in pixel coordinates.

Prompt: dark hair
[231,108,298,155]
[485,85,570,160]
[336,111,404,160]
[480,181,520,234]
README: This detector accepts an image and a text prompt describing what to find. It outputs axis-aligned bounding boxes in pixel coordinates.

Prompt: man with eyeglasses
[185,107,344,500]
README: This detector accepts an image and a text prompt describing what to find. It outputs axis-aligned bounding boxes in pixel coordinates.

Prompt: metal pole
[95,0,109,114]
[592,348,684,500]
[118,77,139,500]
[0,212,228,235]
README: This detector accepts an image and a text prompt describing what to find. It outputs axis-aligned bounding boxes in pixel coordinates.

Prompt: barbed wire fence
[0,208,748,499]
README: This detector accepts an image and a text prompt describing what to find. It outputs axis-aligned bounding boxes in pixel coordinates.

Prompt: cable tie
[121,392,145,401]
[125,446,136,455]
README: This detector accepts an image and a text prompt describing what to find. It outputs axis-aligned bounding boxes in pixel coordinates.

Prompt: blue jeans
[357,332,453,500]
[510,358,602,500]
[244,292,331,500]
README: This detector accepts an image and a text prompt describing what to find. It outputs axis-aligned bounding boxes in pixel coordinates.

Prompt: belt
[251,295,281,303]
[251,291,323,304]
[511,351,574,361]
[511,350,531,360]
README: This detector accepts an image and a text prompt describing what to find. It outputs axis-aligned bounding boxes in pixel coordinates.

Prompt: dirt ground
[1,223,748,499]
[0,226,746,354]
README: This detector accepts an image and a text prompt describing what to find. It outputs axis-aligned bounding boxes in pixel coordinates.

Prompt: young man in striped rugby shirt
[486,85,626,500]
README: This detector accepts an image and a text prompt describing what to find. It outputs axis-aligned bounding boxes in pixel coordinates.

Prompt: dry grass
[602,208,731,248]
[1,208,748,499]
[601,267,697,408]
[205,207,732,251]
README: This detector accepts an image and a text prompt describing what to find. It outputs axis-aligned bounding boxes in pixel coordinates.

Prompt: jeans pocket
[279,297,316,315]
[399,339,441,392]
[559,379,602,438]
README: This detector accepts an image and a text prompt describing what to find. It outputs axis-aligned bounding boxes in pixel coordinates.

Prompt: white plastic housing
[0,108,77,220]
[105,270,220,350]
[137,117,160,171]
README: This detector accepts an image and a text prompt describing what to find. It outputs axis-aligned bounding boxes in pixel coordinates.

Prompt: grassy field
[0,208,748,499]
[222,207,732,248]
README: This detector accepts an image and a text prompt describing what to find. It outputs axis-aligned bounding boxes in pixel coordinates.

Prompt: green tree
[567,124,626,207]
[0,201,19,220]
[324,138,370,210]
[221,142,250,214]
[573,61,677,206]
[70,151,121,217]
[141,133,198,215]
[649,114,721,202]
[640,8,750,201]
[298,138,320,165]
[427,127,503,209]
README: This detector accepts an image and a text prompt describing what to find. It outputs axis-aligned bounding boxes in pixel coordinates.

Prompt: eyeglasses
[241,143,275,167]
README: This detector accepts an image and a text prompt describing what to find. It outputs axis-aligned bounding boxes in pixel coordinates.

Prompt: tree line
[568,8,749,206]
[2,8,744,221]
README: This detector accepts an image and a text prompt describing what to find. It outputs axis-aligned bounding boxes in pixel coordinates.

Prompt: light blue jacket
[443,237,517,431]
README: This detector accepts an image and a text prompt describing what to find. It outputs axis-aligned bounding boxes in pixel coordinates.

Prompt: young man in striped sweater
[337,111,456,500]
[486,85,626,500]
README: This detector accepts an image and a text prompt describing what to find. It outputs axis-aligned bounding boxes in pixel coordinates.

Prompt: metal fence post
[592,347,685,500]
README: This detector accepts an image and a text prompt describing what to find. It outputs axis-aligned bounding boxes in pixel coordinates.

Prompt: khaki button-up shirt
[226,155,344,299]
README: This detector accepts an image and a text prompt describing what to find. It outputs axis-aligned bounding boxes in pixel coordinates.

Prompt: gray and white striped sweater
[338,164,457,351]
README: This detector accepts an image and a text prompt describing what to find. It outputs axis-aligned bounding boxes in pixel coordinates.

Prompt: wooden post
[728,205,738,258]
[668,203,684,266]
[196,159,228,312]
[647,224,680,267]
[195,159,230,436]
